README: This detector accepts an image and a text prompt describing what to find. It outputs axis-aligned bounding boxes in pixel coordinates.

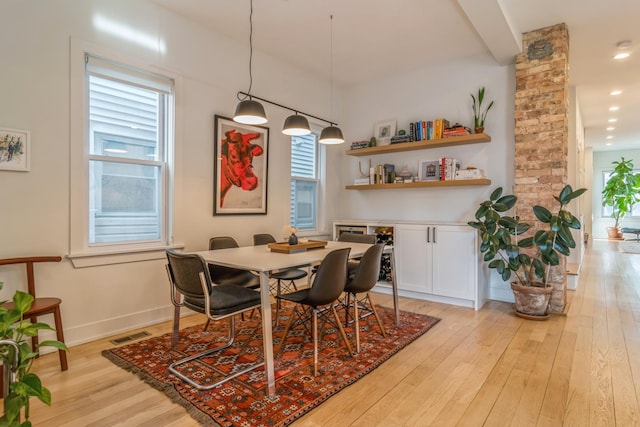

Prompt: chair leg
[353,294,361,353]
[173,305,181,349]
[53,306,68,371]
[331,305,353,358]
[275,303,297,356]
[366,292,387,339]
[312,308,319,376]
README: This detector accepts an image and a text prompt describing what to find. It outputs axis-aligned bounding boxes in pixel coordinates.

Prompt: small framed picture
[418,160,440,181]
[0,128,30,172]
[374,120,396,145]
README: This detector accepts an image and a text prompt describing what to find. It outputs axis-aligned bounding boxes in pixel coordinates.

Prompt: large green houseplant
[601,157,640,239]
[0,285,68,426]
[468,185,586,318]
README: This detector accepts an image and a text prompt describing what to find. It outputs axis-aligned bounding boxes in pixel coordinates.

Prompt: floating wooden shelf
[345,178,491,190]
[346,133,491,157]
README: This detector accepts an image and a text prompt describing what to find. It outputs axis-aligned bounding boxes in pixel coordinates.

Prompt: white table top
[192,240,372,271]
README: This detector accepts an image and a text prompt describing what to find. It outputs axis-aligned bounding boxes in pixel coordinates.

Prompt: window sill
[67,243,184,268]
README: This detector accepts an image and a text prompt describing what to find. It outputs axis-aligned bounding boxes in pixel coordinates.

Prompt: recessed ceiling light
[610,90,622,96]
[609,106,620,111]
[606,135,614,139]
[608,118,618,123]
[614,52,630,60]
[606,127,615,131]
[606,142,613,146]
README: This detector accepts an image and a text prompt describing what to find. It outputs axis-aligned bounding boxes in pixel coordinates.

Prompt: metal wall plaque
[528,39,553,60]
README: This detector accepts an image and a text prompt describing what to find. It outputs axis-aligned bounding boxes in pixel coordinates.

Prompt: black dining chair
[165,249,264,390]
[275,247,353,376]
[253,233,309,325]
[341,243,387,353]
[309,233,377,282]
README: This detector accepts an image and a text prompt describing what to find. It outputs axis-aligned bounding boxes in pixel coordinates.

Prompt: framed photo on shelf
[0,127,30,172]
[213,115,269,215]
[418,160,440,181]
[374,120,396,145]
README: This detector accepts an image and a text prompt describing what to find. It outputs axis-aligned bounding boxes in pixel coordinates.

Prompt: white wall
[339,54,515,223]
[0,0,343,346]
[592,149,640,238]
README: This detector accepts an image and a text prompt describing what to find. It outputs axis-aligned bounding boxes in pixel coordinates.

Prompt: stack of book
[350,140,369,150]
[442,124,472,138]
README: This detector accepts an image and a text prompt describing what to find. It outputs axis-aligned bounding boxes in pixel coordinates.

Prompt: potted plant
[468,185,586,319]
[1,285,68,426]
[601,157,640,239]
[470,87,494,134]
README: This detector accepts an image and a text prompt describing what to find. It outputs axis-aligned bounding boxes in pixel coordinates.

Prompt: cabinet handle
[433,227,437,243]
[426,227,430,243]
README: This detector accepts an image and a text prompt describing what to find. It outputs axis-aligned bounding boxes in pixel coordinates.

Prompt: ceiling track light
[319,15,344,145]
[234,0,268,125]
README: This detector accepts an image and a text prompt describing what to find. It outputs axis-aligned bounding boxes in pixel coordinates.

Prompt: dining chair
[0,256,67,371]
[341,243,387,353]
[275,247,353,376]
[309,233,377,282]
[165,249,264,390]
[253,233,309,325]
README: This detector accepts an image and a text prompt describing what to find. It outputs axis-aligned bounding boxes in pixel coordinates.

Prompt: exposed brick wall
[514,23,569,313]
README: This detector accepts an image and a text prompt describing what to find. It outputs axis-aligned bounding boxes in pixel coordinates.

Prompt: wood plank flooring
[22,239,640,426]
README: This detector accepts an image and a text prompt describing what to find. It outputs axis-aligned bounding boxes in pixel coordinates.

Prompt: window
[71,51,174,259]
[602,170,640,217]
[290,133,320,230]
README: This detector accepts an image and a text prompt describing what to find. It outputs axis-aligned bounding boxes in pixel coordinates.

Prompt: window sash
[290,133,319,230]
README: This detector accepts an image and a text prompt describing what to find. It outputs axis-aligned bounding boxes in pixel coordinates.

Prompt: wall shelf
[346,133,491,157]
[345,178,491,190]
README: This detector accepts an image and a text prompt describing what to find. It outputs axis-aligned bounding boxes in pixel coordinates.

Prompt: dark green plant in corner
[0,285,68,426]
[468,185,586,286]
[601,157,640,230]
[471,86,494,130]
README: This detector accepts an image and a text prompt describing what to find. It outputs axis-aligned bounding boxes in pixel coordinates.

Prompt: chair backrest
[0,256,62,298]
[209,236,239,250]
[305,248,351,307]
[253,233,276,246]
[166,249,211,299]
[337,233,377,244]
[345,243,385,293]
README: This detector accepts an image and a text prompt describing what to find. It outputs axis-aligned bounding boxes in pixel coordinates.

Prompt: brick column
[514,24,569,313]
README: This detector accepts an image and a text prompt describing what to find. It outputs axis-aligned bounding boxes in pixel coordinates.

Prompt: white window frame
[290,126,326,235]
[69,39,180,267]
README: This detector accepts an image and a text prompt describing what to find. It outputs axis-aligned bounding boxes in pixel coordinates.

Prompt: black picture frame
[213,115,269,215]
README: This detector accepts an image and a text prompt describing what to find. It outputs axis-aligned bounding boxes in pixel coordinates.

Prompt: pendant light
[282,112,311,136]
[319,15,344,145]
[233,0,267,125]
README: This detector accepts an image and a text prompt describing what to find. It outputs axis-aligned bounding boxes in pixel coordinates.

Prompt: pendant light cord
[239,0,254,101]
[329,14,334,123]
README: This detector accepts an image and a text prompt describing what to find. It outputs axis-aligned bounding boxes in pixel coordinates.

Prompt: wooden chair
[0,256,67,371]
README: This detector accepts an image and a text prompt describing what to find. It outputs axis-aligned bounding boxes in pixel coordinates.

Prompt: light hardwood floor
[25,239,640,426]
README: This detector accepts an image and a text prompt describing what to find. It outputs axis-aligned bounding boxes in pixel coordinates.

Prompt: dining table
[193,240,399,396]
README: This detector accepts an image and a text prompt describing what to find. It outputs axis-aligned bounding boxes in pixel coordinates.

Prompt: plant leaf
[533,205,552,223]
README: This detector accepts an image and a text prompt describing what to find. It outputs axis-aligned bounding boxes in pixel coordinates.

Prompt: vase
[474,126,484,134]
[510,282,553,320]
[288,234,298,245]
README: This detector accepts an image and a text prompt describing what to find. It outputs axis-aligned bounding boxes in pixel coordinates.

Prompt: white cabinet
[391,223,482,309]
[333,220,485,310]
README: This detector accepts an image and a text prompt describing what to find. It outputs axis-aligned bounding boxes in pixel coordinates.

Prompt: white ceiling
[152,0,640,152]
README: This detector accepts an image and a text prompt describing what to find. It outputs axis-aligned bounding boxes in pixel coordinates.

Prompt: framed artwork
[374,120,396,145]
[418,160,440,181]
[213,115,269,215]
[0,128,30,171]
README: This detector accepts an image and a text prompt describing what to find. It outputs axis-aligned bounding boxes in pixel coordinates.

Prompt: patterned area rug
[102,303,440,426]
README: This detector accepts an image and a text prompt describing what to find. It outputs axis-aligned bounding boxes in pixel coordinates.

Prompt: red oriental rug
[102,304,440,426]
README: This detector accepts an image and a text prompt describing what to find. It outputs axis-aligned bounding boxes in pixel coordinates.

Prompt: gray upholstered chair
[276,247,353,376]
[165,249,264,390]
[342,243,387,353]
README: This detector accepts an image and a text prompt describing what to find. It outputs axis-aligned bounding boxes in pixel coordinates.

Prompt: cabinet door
[394,224,432,293]
[432,225,476,300]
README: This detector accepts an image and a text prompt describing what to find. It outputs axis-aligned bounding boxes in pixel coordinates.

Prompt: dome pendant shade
[319,125,344,144]
[282,114,311,136]
[233,99,268,125]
